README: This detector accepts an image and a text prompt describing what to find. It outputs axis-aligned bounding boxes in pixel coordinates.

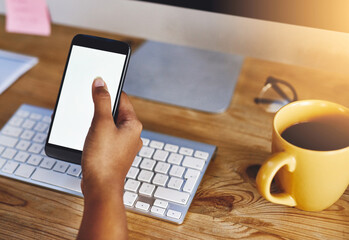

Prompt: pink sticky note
[5,0,51,36]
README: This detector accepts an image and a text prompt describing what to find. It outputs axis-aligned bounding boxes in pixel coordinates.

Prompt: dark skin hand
[77,77,143,240]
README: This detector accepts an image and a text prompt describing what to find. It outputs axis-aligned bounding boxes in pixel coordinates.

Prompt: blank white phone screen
[48,45,126,151]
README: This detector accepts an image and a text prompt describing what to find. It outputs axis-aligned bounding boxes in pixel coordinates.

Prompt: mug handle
[256,152,297,206]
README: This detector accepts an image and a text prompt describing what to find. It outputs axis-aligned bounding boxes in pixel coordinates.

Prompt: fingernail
[94,77,104,87]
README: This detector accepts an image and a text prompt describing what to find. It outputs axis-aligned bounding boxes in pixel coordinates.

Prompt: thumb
[91,77,113,124]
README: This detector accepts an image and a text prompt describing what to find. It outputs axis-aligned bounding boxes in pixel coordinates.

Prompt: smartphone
[45,34,131,164]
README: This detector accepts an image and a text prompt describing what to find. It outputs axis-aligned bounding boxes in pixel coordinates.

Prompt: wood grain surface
[0,16,348,239]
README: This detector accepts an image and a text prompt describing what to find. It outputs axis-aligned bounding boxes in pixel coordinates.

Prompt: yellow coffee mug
[256,100,349,211]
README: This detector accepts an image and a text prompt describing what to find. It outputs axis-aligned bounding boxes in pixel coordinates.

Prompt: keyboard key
[179,147,194,156]
[2,126,22,137]
[138,146,154,158]
[9,117,24,127]
[167,209,181,219]
[16,110,30,118]
[28,143,43,154]
[153,199,168,209]
[15,140,31,151]
[29,113,42,120]
[154,187,190,205]
[140,158,156,171]
[183,177,199,193]
[14,151,30,162]
[167,177,184,190]
[184,169,201,192]
[42,116,51,123]
[66,164,81,177]
[182,156,205,171]
[154,162,170,174]
[15,164,35,178]
[22,119,36,129]
[2,161,19,174]
[137,170,154,183]
[132,156,142,167]
[40,157,56,169]
[31,168,81,193]
[139,183,155,196]
[2,148,17,159]
[152,173,168,186]
[151,206,166,215]
[32,133,46,143]
[135,201,150,211]
[169,165,185,178]
[153,150,168,161]
[0,135,18,147]
[167,153,183,165]
[185,168,200,179]
[126,167,140,179]
[124,179,141,192]
[164,144,179,153]
[0,158,6,169]
[141,137,150,146]
[34,122,48,132]
[123,191,138,207]
[28,155,43,166]
[20,130,35,140]
[149,140,164,149]
[194,150,210,160]
[0,158,7,169]
[53,161,69,173]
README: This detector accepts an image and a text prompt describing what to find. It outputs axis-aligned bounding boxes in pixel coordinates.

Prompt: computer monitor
[123,1,244,113]
[1,0,348,111]
[124,0,349,112]
[135,0,349,33]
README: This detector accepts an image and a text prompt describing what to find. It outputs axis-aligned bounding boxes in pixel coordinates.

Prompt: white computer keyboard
[0,104,216,224]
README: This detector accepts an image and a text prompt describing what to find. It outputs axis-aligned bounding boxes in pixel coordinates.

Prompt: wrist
[78,182,128,240]
[83,179,125,205]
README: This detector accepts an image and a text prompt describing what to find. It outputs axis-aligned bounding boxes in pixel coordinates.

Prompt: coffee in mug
[256,100,349,211]
[281,114,349,151]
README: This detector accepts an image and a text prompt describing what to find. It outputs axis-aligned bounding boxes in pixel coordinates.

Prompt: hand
[77,77,142,240]
[81,77,143,198]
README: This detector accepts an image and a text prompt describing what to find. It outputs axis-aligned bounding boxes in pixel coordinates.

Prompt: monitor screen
[136,0,349,33]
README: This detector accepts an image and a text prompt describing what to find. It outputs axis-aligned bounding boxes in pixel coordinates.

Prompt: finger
[80,178,84,194]
[91,77,113,124]
[116,92,140,127]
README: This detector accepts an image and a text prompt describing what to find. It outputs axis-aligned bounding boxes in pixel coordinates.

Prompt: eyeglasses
[254,76,298,113]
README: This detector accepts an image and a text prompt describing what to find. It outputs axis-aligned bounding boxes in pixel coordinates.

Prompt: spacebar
[31,168,82,193]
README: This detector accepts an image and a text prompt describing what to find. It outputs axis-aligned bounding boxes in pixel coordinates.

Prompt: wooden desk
[0,17,348,239]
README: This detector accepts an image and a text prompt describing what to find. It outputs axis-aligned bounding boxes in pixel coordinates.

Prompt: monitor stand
[124,41,243,113]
